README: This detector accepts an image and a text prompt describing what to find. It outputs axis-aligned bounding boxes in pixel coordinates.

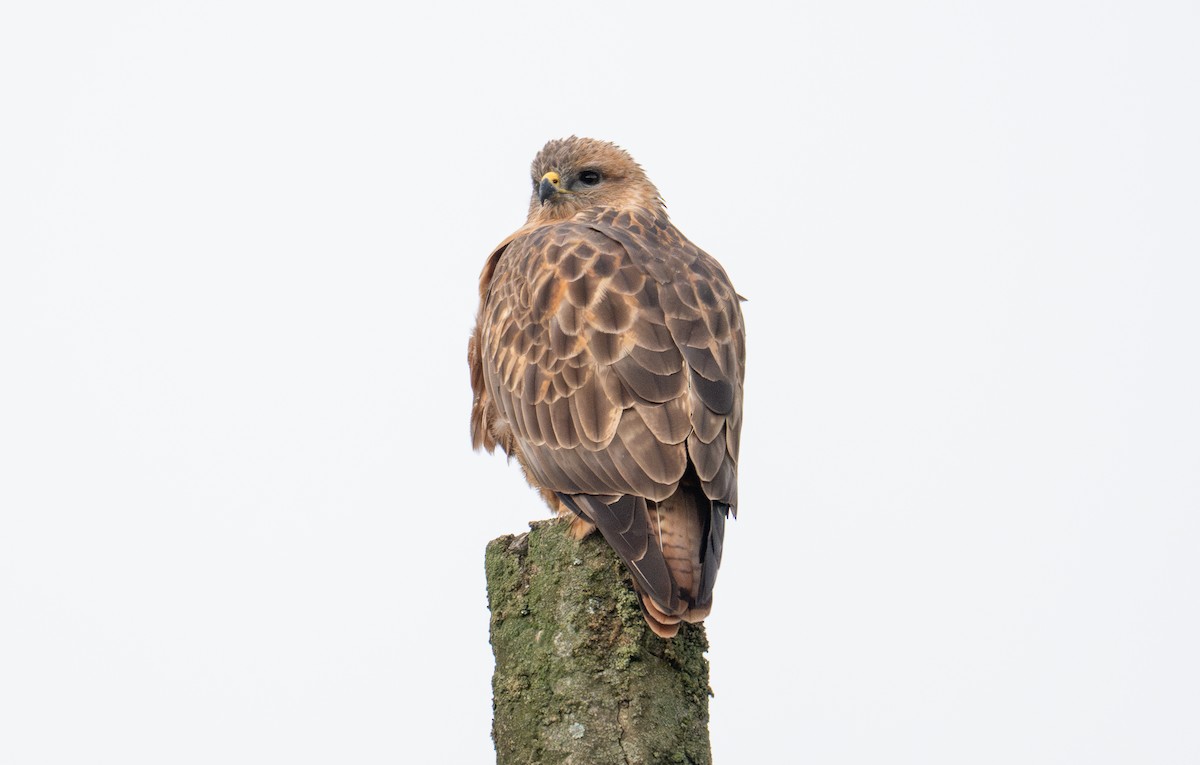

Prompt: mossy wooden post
[485,519,712,765]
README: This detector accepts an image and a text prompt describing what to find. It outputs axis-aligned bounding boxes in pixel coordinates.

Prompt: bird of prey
[469,137,745,638]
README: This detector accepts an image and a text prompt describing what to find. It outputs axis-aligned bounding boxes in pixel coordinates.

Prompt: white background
[2,2,1198,763]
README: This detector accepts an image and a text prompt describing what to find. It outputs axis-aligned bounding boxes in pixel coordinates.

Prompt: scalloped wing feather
[469,207,744,633]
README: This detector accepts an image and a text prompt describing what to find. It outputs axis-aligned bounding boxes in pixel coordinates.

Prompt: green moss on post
[485,519,712,765]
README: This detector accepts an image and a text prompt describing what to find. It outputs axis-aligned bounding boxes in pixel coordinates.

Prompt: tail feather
[558,472,729,638]
[640,593,684,638]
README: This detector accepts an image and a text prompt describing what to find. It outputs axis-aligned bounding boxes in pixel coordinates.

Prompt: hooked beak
[538,171,565,205]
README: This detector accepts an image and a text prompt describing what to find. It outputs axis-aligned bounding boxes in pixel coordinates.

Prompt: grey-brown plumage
[469,137,745,637]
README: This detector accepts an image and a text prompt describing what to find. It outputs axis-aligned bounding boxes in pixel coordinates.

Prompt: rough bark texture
[485,519,712,765]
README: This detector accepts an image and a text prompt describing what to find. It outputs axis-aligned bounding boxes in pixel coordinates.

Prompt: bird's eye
[578,170,602,186]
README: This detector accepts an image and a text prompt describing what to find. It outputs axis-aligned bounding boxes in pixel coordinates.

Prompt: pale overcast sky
[2,2,1198,763]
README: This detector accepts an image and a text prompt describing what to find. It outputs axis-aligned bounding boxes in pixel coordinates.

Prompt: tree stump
[485,519,712,765]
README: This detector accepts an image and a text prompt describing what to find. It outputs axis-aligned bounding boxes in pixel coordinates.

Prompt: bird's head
[526,136,664,224]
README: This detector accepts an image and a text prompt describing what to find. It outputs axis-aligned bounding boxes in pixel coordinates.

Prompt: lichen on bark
[486,519,712,765]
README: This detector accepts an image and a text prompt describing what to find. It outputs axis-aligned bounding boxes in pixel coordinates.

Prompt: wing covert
[477,208,743,508]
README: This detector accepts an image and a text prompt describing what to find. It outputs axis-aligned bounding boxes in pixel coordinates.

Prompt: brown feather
[469,136,745,638]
